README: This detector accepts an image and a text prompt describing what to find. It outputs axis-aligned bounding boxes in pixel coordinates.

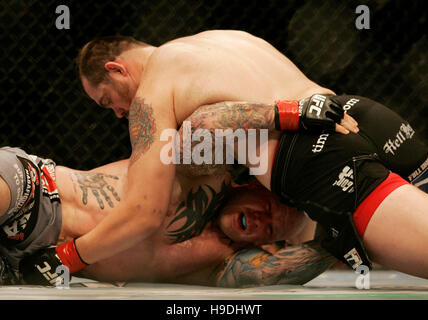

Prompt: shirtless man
[18,30,357,277]
[0,146,333,287]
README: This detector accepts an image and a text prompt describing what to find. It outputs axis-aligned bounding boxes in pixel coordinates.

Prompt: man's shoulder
[148,41,201,69]
[142,43,194,84]
[147,30,255,70]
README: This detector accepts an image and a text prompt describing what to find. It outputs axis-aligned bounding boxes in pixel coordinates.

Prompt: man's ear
[104,61,127,76]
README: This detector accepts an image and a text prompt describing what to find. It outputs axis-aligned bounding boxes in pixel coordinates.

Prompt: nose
[249,211,272,242]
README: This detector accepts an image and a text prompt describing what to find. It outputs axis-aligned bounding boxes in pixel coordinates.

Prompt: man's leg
[363,184,428,278]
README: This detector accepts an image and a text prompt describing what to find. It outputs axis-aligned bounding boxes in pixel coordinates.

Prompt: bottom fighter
[2,94,428,286]
[0,146,333,287]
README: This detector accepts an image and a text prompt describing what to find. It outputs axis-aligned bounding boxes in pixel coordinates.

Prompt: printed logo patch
[342,98,360,112]
[344,248,363,269]
[0,157,40,245]
[40,160,60,202]
[312,133,329,153]
[383,123,415,156]
[333,166,354,193]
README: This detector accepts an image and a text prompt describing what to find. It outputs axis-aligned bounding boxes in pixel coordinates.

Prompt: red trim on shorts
[353,172,409,238]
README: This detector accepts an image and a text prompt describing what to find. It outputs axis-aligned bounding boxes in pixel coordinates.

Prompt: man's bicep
[217,241,337,288]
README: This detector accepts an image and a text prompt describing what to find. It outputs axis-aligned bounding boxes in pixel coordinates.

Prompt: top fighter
[18,30,356,274]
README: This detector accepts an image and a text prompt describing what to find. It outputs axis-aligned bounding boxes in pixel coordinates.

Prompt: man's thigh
[363,184,428,278]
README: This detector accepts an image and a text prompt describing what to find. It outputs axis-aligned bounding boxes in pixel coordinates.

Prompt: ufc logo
[308,94,326,116]
[36,262,70,288]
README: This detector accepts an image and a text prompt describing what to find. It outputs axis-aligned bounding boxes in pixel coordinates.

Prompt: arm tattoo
[166,181,228,243]
[72,172,121,209]
[176,101,276,174]
[128,97,157,164]
[189,101,276,133]
[217,241,337,288]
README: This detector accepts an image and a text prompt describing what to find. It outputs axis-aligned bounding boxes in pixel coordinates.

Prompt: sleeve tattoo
[128,97,157,164]
[188,101,277,133]
[217,241,337,288]
[178,101,277,168]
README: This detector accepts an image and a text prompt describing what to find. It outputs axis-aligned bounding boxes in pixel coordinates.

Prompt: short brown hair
[77,35,149,86]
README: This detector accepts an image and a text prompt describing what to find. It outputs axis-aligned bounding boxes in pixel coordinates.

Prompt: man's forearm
[77,95,177,264]
[217,240,337,288]
[188,101,277,133]
[187,96,357,136]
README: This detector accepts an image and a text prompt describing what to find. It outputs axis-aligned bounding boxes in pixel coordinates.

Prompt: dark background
[1,0,427,170]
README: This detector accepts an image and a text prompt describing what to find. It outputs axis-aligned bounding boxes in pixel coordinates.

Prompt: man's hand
[336,113,359,135]
[19,240,87,286]
[275,94,359,134]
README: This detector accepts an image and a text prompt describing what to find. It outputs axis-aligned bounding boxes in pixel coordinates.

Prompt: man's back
[151,30,334,124]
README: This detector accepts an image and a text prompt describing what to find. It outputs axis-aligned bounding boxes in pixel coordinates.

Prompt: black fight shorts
[271,95,428,269]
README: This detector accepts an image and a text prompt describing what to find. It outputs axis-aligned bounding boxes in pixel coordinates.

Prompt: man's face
[218,185,307,245]
[82,75,133,119]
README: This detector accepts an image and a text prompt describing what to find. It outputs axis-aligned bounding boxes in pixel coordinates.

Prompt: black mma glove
[275,94,344,132]
[20,240,87,286]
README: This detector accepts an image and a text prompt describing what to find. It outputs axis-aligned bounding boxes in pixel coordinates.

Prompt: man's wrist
[55,239,89,274]
[274,100,300,131]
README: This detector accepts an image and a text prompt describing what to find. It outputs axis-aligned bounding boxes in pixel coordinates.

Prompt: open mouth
[239,212,247,231]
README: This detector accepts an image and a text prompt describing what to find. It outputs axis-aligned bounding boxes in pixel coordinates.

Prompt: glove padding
[19,247,65,286]
[0,255,20,285]
[298,94,344,131]
[19,240,88,286]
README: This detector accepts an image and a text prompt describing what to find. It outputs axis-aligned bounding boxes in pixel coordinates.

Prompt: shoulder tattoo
[128,97,157,164]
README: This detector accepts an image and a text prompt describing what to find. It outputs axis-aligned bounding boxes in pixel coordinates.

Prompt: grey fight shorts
[0,147,62,269]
